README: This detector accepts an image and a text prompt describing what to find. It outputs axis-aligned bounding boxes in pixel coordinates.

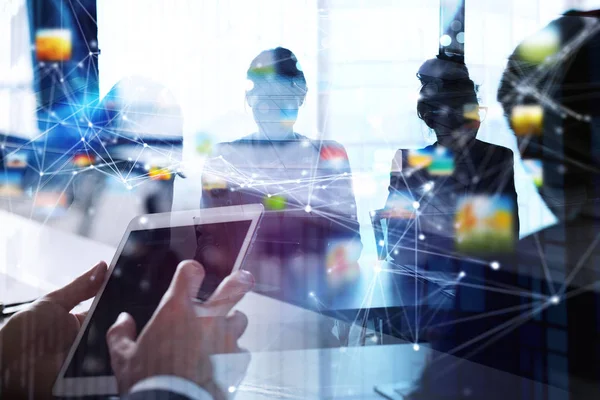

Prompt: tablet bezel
[53,204,264,397]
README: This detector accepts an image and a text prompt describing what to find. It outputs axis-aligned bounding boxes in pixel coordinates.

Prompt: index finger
[204,270,254,315]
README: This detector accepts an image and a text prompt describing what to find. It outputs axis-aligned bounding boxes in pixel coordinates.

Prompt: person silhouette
[383,56,519,276]
[201,47,361,305]
[407,10,600,400]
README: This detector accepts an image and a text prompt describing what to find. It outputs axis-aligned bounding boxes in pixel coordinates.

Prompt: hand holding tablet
[107,260,254,399]
[0,262,108,399]
[53,204,263,396]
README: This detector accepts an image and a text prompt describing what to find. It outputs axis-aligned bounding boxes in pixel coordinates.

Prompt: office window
[0,0,37,138]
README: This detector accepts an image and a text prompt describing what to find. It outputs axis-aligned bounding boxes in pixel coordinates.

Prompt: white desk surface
[0,210,566,399]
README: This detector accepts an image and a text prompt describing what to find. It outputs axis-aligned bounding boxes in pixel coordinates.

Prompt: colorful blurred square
[202,173,228,191]
[523,159,543,188]
[72,154,95,168]
[0,171,24,197]
[5,152,28,168]
[263,194,287,211]
[36,29,72,61]
[33,191,68,216]
[511,105,544,136]
[383,192,416,219]
[326,239,361,287]
[320,144,349,169]
[149,166,172,181]
[455,195,514,254]
[408,146,454,176]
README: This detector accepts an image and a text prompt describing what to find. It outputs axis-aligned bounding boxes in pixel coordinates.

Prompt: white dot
[127,185,133,190]
[228,386,236,393]
[139,216,148,224]
[413,344,420,351]
[440,35,452,47]
[412,201,420,210]
[267,194,272,197]
[378,240,385,247]
[301,170,307,176]
[39,172,44,176]
[143,143,148,148]
[81,137,86,142]
[309,291,315,297]
[457,32,465,44]
[122,115,128,121]
[550,295,560,305]
[305,205,312,213]
[393,250,399,255]
[459,271,466,279]
[88,122,93,128]
[419,234,425,241]
[490,261,500,270]
[72,171,78,175]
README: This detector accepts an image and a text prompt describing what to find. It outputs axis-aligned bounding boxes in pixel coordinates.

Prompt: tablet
[53,204,263,397]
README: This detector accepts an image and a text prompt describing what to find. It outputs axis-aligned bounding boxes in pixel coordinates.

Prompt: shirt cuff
[129,375,213,400]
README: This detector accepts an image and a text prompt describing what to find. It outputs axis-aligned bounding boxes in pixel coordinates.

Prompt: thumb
[45,261,107,311]
[106,312,137,369]
[165,260,206,304]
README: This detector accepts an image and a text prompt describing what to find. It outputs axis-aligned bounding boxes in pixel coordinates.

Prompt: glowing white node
[550,295,560,305]
[228,386,236,394]
[127,157,133,161]
[378,240,385,247]
[309,291,315,298]
[393,250,399,255]
[305,205,312,213]
[413,344,420,351]
[143,143,148,148]
[267,194,272,197]
[81,137,86,142]
[72,171,78,175]
[440,34,452,47]
[39,172,44,176]
[87,122,93,128]
[139,216,148,224]
[127,185,133,190]
[419,234,425,241]
[459,271,466,279]
[490,261,500,270]
[412,201,420,210]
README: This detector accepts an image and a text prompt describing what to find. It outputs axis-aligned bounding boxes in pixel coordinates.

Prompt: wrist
[199,379,226,400]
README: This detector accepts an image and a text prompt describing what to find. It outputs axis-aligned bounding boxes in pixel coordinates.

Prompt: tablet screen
[64,220,252,378]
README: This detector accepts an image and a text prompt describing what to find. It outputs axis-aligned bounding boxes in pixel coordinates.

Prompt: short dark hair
[246,47,307,97]
[416,57,478,123]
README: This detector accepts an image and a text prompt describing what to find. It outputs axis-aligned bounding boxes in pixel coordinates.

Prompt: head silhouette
[497,11,600,220]
[246,47,307,140]
[416,57,481,149]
